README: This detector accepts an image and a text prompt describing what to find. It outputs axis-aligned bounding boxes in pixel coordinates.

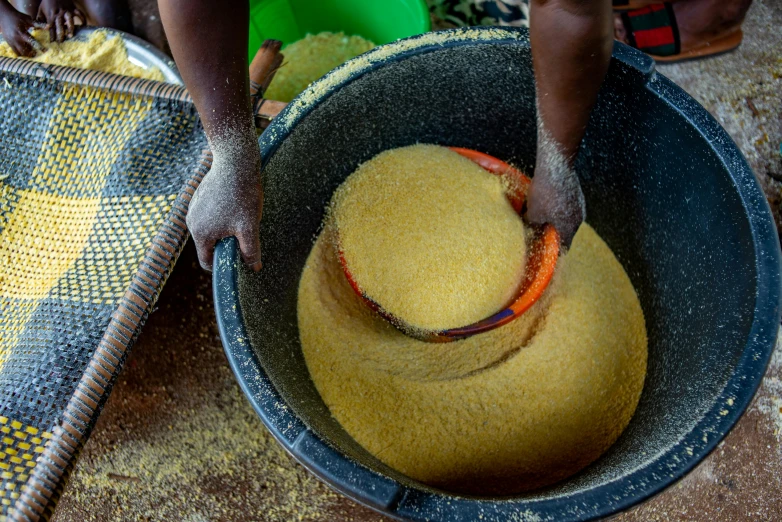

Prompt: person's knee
[82,0,132,31]
[9,0,38,18]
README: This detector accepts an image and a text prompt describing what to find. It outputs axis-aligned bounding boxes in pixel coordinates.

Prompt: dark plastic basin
[213,27,781,521]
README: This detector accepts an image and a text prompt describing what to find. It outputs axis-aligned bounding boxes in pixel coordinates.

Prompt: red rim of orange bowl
[337,147,560,342]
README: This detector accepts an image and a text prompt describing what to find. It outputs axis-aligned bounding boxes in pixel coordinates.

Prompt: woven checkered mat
[0,58,209,521]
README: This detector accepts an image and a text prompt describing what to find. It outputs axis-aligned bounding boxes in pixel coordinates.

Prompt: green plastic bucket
[247,0,431,61]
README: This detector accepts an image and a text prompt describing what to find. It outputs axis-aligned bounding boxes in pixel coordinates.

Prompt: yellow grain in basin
[299,144,648,494]
[331,144,527,332]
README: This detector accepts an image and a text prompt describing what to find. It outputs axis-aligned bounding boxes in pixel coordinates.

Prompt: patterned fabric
[620,3,680,56]
[427,0,530,28]
[0,59,209,521]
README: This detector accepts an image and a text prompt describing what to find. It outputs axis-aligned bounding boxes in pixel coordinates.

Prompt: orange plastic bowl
[336,147,560,342]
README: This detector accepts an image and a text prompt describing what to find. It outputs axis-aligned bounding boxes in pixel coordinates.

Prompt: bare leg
[78,0,131,32]
[615,0,753,52]
[9,0,39,17]
[126,0,168,53]
[669,0,751,49]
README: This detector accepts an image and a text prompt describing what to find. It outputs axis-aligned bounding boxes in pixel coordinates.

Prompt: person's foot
[614,0,752,54]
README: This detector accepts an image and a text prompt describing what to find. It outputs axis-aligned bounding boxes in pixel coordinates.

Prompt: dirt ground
[53,1,781,520]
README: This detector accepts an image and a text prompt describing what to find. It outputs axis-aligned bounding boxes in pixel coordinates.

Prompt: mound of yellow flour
[331,144,527,331]
[299,144,647,494]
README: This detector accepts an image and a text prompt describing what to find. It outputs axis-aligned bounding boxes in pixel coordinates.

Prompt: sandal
[617,2,744,63]
[613,0,661,10]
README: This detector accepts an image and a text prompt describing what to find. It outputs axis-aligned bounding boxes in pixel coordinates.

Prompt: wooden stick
[248,39,289,129]
[249,39,284,98]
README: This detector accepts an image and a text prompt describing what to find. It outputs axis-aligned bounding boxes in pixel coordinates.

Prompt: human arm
[158,0,263,271]
[0,0,41,56]
[525,0,613,248]
[36,0,82,42]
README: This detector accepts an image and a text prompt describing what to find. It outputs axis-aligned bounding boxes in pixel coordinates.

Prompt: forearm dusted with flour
[526,0,612,247]
[159,0,264,271]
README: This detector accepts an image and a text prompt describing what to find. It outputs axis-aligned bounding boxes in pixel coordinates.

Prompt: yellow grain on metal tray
[0,30,164,81]
[331,144,527,331]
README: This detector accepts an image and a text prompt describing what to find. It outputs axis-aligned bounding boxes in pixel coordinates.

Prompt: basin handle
[613,41,656,81]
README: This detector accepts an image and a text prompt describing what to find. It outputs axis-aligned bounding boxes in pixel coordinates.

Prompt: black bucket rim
[213,27,781,522]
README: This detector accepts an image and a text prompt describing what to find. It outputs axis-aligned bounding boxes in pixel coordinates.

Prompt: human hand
[36,0,83,42]
[525,131,586,249]
[0,6,43,57]
[186,140,264,272]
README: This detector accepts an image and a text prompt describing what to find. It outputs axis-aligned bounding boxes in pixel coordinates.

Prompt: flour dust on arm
[188,123,263,271]
[526,124,586,250]
[525,0,613,248]
[159,0,264,271]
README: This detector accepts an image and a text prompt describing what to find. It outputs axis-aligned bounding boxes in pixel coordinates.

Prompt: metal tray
[0,26,181,85]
